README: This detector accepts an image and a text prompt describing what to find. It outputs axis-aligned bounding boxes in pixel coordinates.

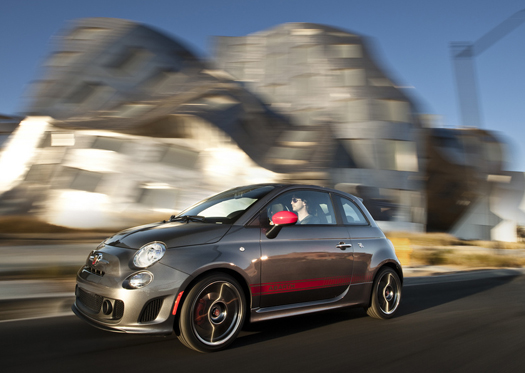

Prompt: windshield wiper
[169,215,206,223]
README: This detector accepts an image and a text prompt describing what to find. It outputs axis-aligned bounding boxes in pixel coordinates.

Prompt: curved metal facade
[214,23,426,230]
[1,18,519,238]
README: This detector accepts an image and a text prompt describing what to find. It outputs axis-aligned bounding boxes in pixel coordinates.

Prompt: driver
[291,193,320,225]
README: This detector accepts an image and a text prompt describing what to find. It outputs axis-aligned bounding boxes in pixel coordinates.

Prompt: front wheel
[178,273,246,352]
[366,267,401,319]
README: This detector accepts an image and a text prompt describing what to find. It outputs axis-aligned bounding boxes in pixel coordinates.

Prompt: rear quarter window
[336,196,369,225]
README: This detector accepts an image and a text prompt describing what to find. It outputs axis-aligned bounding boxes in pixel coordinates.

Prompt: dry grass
[386,231,461,246]
[386,231,525,268]
[410,248,525,268]
[385,231,525,250]
[0,216,82,234]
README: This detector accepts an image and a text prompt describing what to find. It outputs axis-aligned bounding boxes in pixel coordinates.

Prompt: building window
[291,110,317,126]
[484,142,503,163]
[292,74,314,96]
[329,44,362,58]
[376,140,396,171]
[270,146,310,161]
[38,132,52,148]
[51,133,75,147]
[264,53,287,77]
[226,62,244,80]
[277,130,318,146]
[24,164,55,183]
[291,45,323,64]
[160,146,199,169]
[137,185,178,210]
[267,32,287,45]
[334,69,366,87]
[230,43,248,55]
[91,137,124,152]
[66,82,103,104]
[340,100,369,122]
[107,104,153,118]
[374,100,411,123]
[106,47,152,76]
[394,141,419,172]
[341,139,377,169]
[376,140,419,172]
[68,169,104,193]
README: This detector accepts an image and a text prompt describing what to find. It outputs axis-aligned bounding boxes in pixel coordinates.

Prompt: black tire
[178,273,246,352]
[366,267,401,319]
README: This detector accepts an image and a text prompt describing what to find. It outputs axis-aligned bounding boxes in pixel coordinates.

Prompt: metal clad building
[214,23,426,231]
[1,18,522,239]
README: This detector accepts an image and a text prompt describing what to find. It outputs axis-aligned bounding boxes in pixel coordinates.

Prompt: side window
[336,196,369,225]
[268,190,336,225]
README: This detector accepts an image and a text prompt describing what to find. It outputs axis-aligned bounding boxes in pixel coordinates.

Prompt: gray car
[72,184,402,352]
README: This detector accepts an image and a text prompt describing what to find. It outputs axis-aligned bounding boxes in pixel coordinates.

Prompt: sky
[1,0,524,171]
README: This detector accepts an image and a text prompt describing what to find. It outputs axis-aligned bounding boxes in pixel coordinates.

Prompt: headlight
[133,241,166,268]
[127,271,154,289]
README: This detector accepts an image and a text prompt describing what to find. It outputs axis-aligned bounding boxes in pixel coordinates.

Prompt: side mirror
[266,211,298,239]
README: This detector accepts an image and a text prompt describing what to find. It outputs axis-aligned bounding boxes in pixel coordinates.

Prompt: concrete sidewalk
[0,279,75,321]
[0,238,98,321]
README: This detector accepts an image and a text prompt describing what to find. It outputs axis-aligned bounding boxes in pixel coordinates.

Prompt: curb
[404,267,525,286]
[0,295,75,322]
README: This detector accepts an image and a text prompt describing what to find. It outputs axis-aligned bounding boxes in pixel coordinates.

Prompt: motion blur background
[1,0,525,243]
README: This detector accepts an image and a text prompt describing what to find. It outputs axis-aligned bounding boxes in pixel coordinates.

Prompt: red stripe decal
[251,276,352,296]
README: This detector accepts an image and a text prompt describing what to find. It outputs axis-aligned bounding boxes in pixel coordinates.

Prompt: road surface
[1,270,524,372]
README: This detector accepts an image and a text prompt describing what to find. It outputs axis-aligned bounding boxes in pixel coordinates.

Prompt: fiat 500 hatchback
[73,184,402,352]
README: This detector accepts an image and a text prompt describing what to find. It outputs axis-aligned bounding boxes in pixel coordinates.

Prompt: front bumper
[73,245,189,335]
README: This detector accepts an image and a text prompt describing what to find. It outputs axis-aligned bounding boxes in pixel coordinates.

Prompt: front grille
[114,300,125,319]
[139,298,164,323]
[77,287,103,313]
[82,265,105,277]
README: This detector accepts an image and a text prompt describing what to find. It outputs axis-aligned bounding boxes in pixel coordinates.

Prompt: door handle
[336,242,352,250]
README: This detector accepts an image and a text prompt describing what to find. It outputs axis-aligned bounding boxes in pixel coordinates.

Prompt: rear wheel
[366,267,401,319]
[178,273,246,352]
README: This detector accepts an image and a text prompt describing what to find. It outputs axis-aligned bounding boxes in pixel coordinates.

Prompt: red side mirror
[271,211,298,225]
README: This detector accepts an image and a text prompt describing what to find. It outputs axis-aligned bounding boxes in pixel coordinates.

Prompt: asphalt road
[2,271,524,373]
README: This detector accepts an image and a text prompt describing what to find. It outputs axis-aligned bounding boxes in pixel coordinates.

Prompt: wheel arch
[172,267,252,336]
[382,261,403,284]
[366,261,403,308]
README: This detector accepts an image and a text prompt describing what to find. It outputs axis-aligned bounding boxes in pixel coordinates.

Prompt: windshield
[175,185,275,224]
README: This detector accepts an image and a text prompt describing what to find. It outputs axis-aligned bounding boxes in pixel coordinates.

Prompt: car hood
[105,221,233,249]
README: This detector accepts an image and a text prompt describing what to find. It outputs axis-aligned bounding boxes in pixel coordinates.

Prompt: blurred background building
[0,18,524,240]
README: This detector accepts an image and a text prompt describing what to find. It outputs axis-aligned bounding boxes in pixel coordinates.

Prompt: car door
[256,190,354,308]
[333,194,381,284]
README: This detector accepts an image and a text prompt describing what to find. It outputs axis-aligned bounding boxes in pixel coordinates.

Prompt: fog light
[127,271,153,289]
[102,300,113,315]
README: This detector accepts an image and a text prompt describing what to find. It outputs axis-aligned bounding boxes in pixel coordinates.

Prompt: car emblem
[92,253,103,266]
